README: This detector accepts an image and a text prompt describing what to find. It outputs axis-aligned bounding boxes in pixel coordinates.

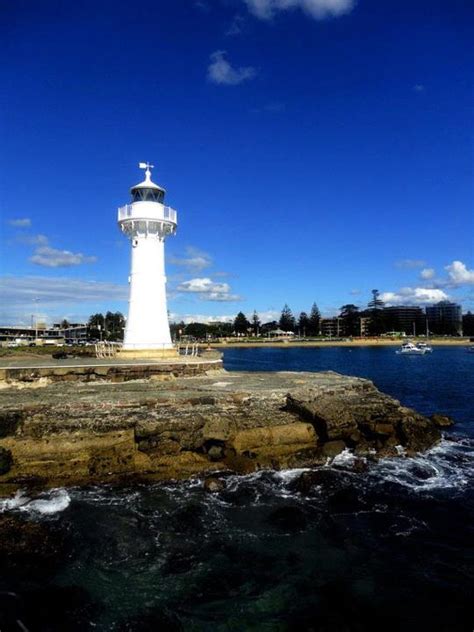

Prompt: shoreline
[204,338,471,348]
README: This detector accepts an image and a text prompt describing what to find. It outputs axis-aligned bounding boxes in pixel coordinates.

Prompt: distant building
[425,301,463,336]
[320,317,343,337]
[52,323,88,341]
[383,306,425,336]
[462,312,474,337]
[0,323,87,346]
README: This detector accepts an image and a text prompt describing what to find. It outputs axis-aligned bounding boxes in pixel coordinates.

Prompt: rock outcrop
[0,371,445,494]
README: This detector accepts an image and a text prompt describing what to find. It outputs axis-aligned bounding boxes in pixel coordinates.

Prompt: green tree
[184,322,208,339]
[308,303,321,336]
[104,311,125,341]
[298,312,310,337]
[251,310,261,336]
[88,313,105,340]
[234,312,250,334]
[339,304,360,337]
[367,289,387,335]
[279,304,296,332]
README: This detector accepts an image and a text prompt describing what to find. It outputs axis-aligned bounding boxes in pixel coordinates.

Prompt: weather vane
[139,161,154,173]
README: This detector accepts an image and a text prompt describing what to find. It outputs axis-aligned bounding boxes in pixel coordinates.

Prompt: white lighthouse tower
[118,163,178,358]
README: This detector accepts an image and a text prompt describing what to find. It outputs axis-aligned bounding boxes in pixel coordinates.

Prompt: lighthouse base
[117,348,179,360]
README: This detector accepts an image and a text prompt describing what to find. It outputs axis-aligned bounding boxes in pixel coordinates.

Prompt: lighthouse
[118,163,178,357]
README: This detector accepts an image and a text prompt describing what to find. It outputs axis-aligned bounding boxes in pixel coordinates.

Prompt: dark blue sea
[1,347,473,631]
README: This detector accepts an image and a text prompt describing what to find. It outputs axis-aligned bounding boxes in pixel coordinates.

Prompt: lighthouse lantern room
[118,163,178,357]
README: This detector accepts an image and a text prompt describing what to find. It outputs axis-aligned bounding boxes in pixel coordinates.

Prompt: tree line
[83,291,471,342]
[87,312,126,341]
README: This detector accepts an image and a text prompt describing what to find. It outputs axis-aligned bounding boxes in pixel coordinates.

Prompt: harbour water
[1,347,473,631]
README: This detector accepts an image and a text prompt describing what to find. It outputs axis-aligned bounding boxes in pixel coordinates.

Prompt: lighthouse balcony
[118,203,177,225]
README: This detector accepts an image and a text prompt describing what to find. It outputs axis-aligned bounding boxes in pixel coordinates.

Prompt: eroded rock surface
[0,371,444,494]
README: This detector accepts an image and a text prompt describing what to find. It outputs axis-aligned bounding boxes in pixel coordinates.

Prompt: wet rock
[322,440,346,458]
[289,468,349,495]
[203,477,226,493]
[287,394,358,441]
[0,447,13,475]
[351,457,368,473]
[430,414,455,428]
[398,414,441,452]
[0,411,22,437]
[206,444,224,461]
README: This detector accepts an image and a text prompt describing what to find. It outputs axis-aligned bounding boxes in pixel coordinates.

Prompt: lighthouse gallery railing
[118,204,177,223]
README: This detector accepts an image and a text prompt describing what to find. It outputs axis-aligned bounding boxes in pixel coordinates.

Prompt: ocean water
[0,347,473,631]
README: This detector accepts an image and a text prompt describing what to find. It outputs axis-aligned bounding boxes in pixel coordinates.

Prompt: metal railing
[118,204,177,223]
[95,341,123,359]
[178,343,199,357]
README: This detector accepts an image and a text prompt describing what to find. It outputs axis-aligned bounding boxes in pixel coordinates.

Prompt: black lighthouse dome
[130,163,166,203]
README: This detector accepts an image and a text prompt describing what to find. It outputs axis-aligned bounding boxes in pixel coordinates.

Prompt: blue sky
[1,0,473,325]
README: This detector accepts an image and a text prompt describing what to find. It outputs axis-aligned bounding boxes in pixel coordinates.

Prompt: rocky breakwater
[0,371,452,495]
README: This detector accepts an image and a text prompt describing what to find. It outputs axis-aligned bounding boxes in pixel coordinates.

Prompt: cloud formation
[8,218,31,228]
[170,313,234,324]
[30,245,97,268]
[208,50,256,85]
[420,268,435,280]
[177,277,241,301]
[380,287,449,306]
[243,0,354,20]
[445,260,474,286]
[395,258,426,269]
[169,246,212,272]
[0,275,128,325]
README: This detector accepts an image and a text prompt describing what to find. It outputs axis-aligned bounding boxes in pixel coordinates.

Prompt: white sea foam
[331,448,359,468]
[0,488,71,515]
[25,489,71,514]
[370,438,474,492]
[0,490,31,512]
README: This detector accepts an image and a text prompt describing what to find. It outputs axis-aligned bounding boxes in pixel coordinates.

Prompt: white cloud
[445,260,474,286]
[0,275,128,325]
[420,268,435,280]
[226,14,245,36]
[395,258,426,269]
[170,313,235,324]
[169,246,212,271]
[8,218,31,228]
[413,84,425,92]
[169,309,279,324]
[380,287,449,306]
[30,246,97,268]
[17,233,49,246]
[243,0,354,20]
[208,50,257,85]
[255,309,280,322]
[177,277,241,302]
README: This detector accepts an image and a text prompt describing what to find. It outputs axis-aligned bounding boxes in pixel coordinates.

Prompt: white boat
[416,342,433,353]
[396,342,427,355]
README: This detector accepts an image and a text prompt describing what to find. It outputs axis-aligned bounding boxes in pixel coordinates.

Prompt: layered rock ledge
[0,370,451,495]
